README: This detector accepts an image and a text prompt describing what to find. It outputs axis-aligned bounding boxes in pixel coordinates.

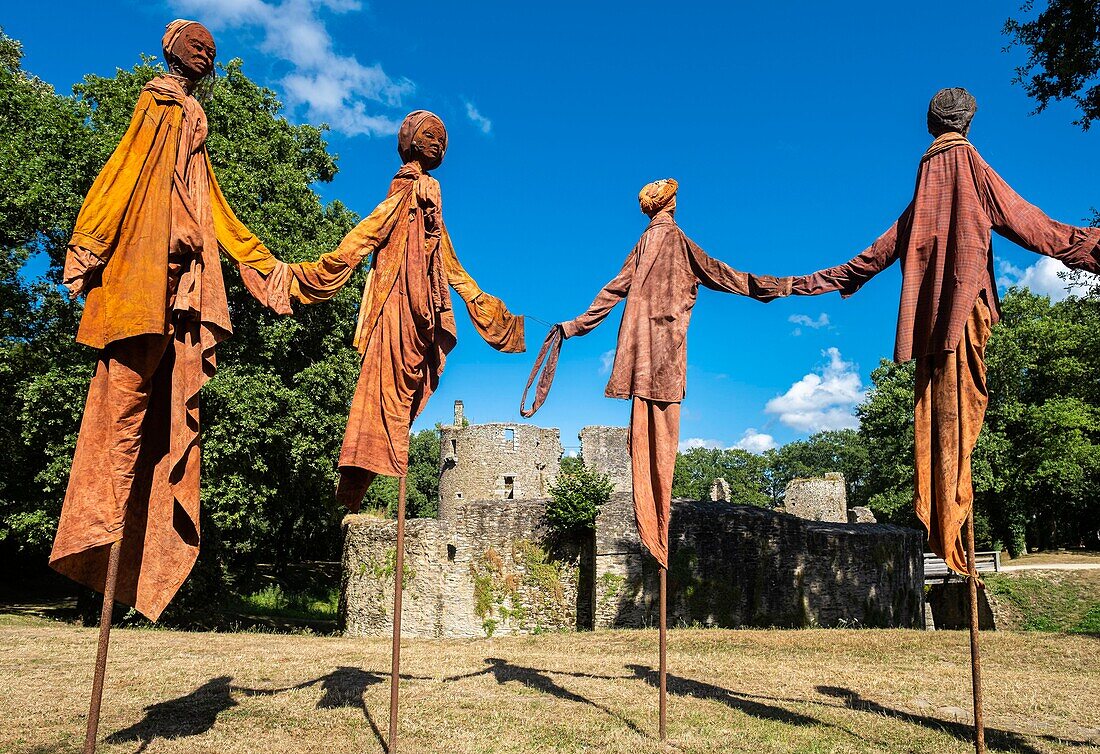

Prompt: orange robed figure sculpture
[50,20,357,621]
[787,88,1100,576]
[331,110,525,512]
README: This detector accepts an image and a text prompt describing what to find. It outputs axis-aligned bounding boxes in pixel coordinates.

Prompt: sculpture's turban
[398,110,448,170]
[639,179,678,217]
[162,19,206,61]
[928,87,978,136]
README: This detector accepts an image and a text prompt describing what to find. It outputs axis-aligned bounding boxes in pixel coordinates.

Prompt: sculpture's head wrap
[927,87,977,137]
[639,179,678,217]
[162,19,216,87]
[398,110,448,170]
[163,19,198,59]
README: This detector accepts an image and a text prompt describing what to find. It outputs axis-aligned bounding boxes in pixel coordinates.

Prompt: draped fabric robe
[790,132,1100,574]
[564,210,789,567]
[50,76,352,620]
[332,161,524,498]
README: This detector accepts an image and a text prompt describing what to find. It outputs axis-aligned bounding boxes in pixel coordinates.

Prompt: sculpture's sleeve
[207,153,277,275]
[211,160,409,311]
[561,246,638,338]
[65,90,166,290]
[287,188,409,304]
[982,164,1100,273]
[790,206,909,297]
[686,236,791,301]
[441,226,526,353]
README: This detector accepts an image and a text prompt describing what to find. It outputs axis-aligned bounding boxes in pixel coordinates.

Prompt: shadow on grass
[103,668,425,753]
[105,676,235,753]
[817,686,1096,753]
[444,658,645,735]
[626,664,824,727]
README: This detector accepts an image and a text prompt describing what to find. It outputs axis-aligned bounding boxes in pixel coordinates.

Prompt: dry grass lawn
[1,616,1097,754]
[1003,552,1100,567]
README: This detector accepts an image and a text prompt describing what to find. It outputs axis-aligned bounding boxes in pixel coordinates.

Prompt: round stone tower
[438,401,563,519]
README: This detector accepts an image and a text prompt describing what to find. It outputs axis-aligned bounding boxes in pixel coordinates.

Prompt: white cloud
[789,313,830,329]
[765,347,864,432]
[733,429,778,454]
[678,430,777,455]
[599,349,616,375]
[464,101,492,134]
[169,0,413,136]
[789,312,831,336]
[998,257,1096,302]
[678,438,726,452]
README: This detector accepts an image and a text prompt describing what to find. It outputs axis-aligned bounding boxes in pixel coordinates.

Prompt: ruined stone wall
[341,500,580,638]
[783,472,848,523]
[593,493,924,629]
[340,516,446,638]
[439,423,562,519]
[579,426,632,492]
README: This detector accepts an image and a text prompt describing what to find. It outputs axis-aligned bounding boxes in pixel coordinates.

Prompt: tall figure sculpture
[332,110,525,511]
[51,20,356,754]
[521,179,787,740]
[787,88,1100,754]
[325,110,524,751]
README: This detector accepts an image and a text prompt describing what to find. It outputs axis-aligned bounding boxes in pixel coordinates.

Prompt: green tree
[762,429,868,505]
[361,427,442,519]
[547,463,613,533]
[672,447,770,506]
[853,359,917,527]
[0,27,97,552]
[1004,1,1100,130]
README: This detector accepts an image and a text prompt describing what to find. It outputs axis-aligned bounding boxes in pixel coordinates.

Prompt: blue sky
[6,2,1099,454]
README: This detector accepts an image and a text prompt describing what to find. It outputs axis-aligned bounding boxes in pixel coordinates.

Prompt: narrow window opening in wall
[447,544,456,561]
[504,476,515,499]
[455,492,463,499]
[504,427,515,450]
[451,438,457,458]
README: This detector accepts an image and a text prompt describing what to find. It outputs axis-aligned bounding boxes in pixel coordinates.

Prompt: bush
[546,463,613,533]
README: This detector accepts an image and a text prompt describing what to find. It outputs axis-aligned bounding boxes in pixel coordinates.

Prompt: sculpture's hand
[747,274,793,303]
[62,245,107,299]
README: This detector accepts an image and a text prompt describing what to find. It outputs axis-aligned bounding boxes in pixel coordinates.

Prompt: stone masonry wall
[341,500,580,638]
[579,426,632,493]
[594,493,924,629]
[783,472,848,523]
[439,421,562,520]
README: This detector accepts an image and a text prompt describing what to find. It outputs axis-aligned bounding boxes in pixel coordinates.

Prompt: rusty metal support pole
[965,508,986,754]
[83,538,122,754]
[388,477,407,754]
[658,565,667,742]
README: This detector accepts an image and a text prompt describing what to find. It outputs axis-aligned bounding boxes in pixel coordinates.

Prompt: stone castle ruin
[340,402,924,637]
[438,401,563,518]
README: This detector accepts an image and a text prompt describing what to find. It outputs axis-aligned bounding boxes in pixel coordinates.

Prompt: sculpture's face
[172,25,216,81]
[411,118,446,168]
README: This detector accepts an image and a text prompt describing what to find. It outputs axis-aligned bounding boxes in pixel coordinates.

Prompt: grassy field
[1,617,1097,754]
[987,569,1100,634]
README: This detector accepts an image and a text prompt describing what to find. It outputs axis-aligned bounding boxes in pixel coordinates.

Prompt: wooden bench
[924,551,1000,582]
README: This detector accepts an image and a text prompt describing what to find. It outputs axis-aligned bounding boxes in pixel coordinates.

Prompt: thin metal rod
[388,477,407,754]
[965,508,986,754]
[659,565,667,742]
[83,538,122,754]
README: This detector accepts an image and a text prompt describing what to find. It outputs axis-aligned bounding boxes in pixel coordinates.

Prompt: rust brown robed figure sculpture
[539,180,787,567]
[787,87,1100,754]
[331,110,525,512]
[788,88,1100,577]
[521,180,786,739]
